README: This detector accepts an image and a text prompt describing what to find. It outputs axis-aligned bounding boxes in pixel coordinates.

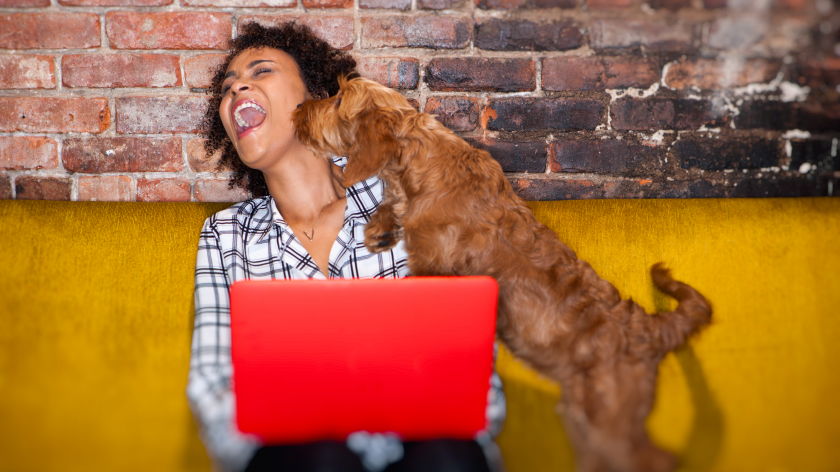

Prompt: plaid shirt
[186,157,506,472]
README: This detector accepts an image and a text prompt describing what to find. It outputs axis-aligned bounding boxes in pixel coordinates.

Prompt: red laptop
[229,276,498,445]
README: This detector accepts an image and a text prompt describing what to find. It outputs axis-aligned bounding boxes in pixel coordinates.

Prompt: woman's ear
[343,109,401,188]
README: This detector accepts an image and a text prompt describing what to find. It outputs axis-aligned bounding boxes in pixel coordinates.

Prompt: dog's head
[293,75,416,188]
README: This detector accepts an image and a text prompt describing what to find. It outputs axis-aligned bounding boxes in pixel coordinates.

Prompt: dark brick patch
[0,174,11,199]
[550,140,664,174]
[798,103,840,132]
[789,139,837,170]
[474,19,583,51]
[484,98,604,131]
[734,101,800,130]
[672,137,780,171]
[511,178,603,200]
[425,97,480,132]
[15,176,71,200]
[467,138,547,173]
[729,176,829,197]
[425,58,535,92]
[611,98,728,130]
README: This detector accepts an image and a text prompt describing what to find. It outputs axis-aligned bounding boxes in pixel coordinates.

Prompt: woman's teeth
[234,102,266,129]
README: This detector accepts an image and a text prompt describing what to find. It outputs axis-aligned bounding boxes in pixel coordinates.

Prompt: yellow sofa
[1,198,839,472]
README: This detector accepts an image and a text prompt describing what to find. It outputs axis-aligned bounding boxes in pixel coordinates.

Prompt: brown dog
[293,76,712,472]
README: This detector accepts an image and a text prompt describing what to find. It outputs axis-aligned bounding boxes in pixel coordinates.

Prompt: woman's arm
[187,217,260,472]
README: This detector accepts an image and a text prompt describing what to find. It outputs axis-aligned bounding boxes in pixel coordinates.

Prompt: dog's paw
[364,225,402,253]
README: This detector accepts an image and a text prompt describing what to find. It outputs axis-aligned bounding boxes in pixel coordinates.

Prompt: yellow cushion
[1,198,838,472]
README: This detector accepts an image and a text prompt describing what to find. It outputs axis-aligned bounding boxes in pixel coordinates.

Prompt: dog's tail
[648,263,712,353]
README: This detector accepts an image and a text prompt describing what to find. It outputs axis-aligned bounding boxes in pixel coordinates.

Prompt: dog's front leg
[364,174,407,253]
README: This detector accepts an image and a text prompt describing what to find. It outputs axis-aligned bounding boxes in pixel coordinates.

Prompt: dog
[293,76,712,472]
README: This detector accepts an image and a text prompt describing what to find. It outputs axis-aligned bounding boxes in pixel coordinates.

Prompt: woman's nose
[231,81,250,96]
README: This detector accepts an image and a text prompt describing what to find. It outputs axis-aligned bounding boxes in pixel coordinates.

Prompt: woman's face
[219,47,311,171]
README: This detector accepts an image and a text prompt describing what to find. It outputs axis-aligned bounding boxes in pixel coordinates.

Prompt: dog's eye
[335,98,341,107]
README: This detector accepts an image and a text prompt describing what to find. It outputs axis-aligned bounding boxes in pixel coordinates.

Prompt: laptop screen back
[230,276,498,444]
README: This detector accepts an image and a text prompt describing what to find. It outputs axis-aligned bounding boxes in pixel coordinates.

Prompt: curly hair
[202,22,357,198]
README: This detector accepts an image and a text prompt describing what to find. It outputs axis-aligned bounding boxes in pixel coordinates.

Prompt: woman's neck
[262,145,345,227]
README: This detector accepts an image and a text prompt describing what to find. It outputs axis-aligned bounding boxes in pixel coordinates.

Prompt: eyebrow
[224,59,275,80]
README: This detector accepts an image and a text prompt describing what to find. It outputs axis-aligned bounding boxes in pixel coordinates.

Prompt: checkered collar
[249,156,382,245]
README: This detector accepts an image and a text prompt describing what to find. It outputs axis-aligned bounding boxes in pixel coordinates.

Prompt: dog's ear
[344,109,401,188]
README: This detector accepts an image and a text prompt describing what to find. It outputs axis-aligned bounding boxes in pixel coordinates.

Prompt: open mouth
[232,99,266,137]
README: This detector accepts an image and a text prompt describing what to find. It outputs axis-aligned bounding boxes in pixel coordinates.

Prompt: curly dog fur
[293,76,712,472]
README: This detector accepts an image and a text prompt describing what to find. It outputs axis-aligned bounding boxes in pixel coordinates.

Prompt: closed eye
[335,98,342,107]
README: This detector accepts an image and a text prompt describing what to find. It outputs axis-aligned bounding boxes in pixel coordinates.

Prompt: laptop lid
[230,276,498,445]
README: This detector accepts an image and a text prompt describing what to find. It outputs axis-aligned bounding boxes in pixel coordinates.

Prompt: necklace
[299,195,335,242]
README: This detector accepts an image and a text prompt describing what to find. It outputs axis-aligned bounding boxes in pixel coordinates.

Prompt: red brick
[78,176,132,202]
[63,137,183,173]
[466,138,546,173]
[361,16,472,49]
[425,97,480,132]
[672,137,779,171]
[0,98,109,134]
[590,19,695,52]
[610,98,727,131]
[0,137,58,171]
[59,0,171,5]
[185,54,227,89]
[475,0,527,9]
[137,178,191,202]
[426,58,535,92]
[706,17,769,50]
[63,55,182,89]
[106,12,231,50]
[418,0,461,8]
[0,14,100,49]
[647,0,691,8]
[361,0,410,8]
[0,175,11,200]
[117,97,208,135]
[550,140,663,174]
[475,19,583,51]
[188,138,230,172]
[0,0,50,6]
[0,55,55,89]
[542,57,659,91]
[240,16,354,51]
[185,0,292,6]
[773,0,806,9]
[355,57,419,89]
[529,0,576,6]
[665,58,780,90]
[304,0,352,6]
[587,0,634,8]
[795,58,840,90]
[484,98,604,131]
[15,176,71,201]
[195,178,250,202]
[510,178,603,200]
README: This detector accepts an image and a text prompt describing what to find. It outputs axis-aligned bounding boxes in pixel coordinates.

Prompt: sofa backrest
[1,198,839,472]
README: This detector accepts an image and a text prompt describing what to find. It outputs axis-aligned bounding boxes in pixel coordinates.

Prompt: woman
[186,22,505,472]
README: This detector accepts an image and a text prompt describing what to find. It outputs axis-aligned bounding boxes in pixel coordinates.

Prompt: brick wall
[0,0,837,202]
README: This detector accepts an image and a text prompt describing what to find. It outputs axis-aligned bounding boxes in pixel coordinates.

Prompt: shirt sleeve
[485,343,507,438]
[186,216,261,472]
